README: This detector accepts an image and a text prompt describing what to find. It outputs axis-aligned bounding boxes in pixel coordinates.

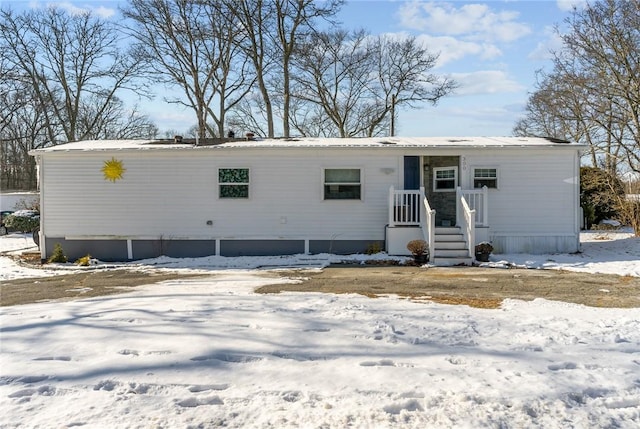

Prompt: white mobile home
[30,137,584,265]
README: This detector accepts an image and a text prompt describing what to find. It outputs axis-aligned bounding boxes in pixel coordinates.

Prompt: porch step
[433,226,472,266]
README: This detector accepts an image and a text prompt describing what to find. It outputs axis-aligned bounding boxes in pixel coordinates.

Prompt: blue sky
[7,0,586,137]
[333,0,585,136]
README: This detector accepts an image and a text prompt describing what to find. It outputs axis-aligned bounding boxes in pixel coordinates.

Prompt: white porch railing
[389,186,435,261]
[458,193,476,261]
[389,186,487,262]
[389,186,423,226]
[457,186,489,226]
[423,190,436,262]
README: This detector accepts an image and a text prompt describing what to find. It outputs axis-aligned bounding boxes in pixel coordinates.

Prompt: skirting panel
[220,240,304,257]
[45,238,129,262]
[131,240,216,259]
[44,237,383,261]
[490,234,580,254]
[309,240,381,255]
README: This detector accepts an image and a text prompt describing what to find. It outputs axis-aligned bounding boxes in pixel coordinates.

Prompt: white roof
[30,136,583,153]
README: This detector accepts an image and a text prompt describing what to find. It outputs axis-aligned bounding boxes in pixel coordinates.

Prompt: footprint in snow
[176,395,223,407]
[188,384,229,392]
[383,399,423,415]
[17,376,49,384]
[360,359,395,367]
[548,362,578,371]
[446,356,466,365]
[190,353,262,363]
[8,385,56,399]
[93,380,118,391]
[33,356,72,361]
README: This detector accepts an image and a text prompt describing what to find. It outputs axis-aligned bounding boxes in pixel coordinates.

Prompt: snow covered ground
[1,231,639,428]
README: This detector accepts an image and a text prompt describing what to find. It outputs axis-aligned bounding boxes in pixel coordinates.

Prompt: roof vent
[544,137,570,144]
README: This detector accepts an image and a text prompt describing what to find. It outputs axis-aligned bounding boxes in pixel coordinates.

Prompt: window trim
[322,167,363,201]
[433,166,458,192]
[218,167,250,199]
[472,167,498,189]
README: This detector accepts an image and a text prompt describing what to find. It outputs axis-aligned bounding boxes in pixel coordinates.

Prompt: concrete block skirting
[44,237,378,261]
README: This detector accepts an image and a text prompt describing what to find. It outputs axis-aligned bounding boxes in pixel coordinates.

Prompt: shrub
[4,210,40,232]
[407,239,428,256]
[48,243,68,263]
[580,167,624,227]
[475,242,493,254]
[75,254,93,266]
[365,242,383,255]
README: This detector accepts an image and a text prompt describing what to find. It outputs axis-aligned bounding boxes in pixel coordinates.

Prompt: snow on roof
[30,136,583,153]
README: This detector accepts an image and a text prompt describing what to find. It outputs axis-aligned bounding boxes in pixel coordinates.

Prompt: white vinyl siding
[39,148,396,241]
[463,150,579,236]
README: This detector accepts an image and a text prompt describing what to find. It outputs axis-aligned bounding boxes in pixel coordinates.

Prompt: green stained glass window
[219,168,249,198]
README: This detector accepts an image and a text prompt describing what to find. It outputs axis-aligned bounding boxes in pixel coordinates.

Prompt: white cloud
[92,6,117,19]
[528,27,564,61]
[29,1,116,18]
[450,70,525,96]
[557,0,588,12]
[416,34,502,67]
[397,1,531,43]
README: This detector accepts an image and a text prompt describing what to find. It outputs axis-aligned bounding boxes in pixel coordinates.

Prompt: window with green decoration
[219,168,249,198]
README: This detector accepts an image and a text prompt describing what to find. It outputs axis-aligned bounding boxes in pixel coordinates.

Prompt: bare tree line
[514,0,640,175]
[1,0,456,190]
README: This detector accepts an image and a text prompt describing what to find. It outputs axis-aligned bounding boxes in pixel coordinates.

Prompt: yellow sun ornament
[102,157,126,182]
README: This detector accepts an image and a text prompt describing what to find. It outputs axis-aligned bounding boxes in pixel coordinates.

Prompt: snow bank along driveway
[1,271,639,428]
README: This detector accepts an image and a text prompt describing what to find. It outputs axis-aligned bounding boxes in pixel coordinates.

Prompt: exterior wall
[38,147,404,260]
[460,148,580,253]
[36,144,581,259]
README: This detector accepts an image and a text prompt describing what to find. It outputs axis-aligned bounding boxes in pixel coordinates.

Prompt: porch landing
[386,225,473,266]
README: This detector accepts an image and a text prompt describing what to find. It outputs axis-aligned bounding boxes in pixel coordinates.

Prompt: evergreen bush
[4,210,39,232]
[48,244,68,263]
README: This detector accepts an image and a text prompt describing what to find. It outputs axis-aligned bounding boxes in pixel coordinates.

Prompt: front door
[403,156,420,190]
[423,156,459,226]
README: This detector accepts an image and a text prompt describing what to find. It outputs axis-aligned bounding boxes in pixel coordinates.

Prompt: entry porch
[386,186,489,265]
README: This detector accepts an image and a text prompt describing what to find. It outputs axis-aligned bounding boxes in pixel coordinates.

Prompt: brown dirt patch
[256,265,640,309]
[0,269,207,307]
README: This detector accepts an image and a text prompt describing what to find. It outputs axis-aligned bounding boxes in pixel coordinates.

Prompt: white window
[324,168,361,200]
[433,167,457,192]
[473,168,498,189]
[219,168,249,198]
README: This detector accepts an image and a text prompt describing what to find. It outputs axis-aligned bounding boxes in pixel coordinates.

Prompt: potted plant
[407,239,429,265]
[475,242,493,262]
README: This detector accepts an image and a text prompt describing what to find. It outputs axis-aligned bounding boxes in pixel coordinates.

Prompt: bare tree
[123,0,254,140]
[229,0,343,138]
[0,6,151,144]
[514,0,640,174]
[293,31,457,137]
[273,0,344,138]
